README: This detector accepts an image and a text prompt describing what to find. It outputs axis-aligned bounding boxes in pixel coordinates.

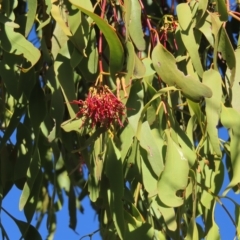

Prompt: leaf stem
[98,0,107,76]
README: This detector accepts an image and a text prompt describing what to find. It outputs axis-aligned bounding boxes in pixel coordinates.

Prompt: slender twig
[138,0,155,46]
[196,183,237,229]
[79,229,100,240]
[228,11,240,21]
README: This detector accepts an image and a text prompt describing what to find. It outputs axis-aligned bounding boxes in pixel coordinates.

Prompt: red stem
[138,0,155,47]
[98,0,107,74]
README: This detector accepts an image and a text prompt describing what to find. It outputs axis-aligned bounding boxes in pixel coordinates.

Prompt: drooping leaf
[226,48,240,112]
[216,0,228,22]
[23,171,43,223]
[124,210,155,239]
[68,184,77,230]
[218,26,236,82]
[19,150,41,210]
[128,0,146,51]
[2,208,42,240]
[51,2,72,37]
[105,138,125,240]
[152,43,212,101]
[25,0,37,37]
[0,26,41,72]
[69,0,124,77]
[29,82,47,140]
[176,3,192,31]
[0,105,26,151]
[157,130,189,207]
[221,106,240,195]
[203,69,222,156]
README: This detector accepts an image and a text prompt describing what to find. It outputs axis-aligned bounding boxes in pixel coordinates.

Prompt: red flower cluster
[72,86,126,129]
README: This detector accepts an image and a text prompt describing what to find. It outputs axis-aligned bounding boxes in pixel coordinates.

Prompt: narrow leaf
[203,69,222,156]
[69,0,124,77]
[25,0,37,37]
[128,0,146,51]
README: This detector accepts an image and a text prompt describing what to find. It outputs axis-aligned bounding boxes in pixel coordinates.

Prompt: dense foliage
[1,0,240,239]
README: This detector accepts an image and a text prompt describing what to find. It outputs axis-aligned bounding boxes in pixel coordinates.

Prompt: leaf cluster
[0,0,240,239]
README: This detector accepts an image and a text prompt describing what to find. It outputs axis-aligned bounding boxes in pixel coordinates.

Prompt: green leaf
[197,14,214,47]
[61,118,83,134]
[221,106,240,195]
[51,3,72,36]
[0,13,19,28]
[216,0,228,22]
[23,171,43,223]
[196,0,208,22]
[68,184,77,230]
[105,138,125,240]
[14,123,33,181]
[158,203,177,231]
[206,222,220,240]
[119,124,135,161]
[203,69,222,156]
[0,26,41,72]
[54,41,79,119]
[29,82,47,139]
[0,105,26,151]
[0,145,14,192]
[133,53,146,79]
[19,150,41,210]
[180,27,203,77]
[226,48,240,113]
[218,26,236,83]
[176,3,192,31]
[88,137,101,202]
[139,121,164,178]
[66,2,90,56]
[152,43,212,101]
[36,0,52,30]
[157,130,189,207]
[2,208,42,240]
[69,0,124,77]
[25,0,37,37]
[128,0,146,51]
[176,123,197,167]
[124,210,155,239]
[124,41,135,93]
[186,219,199,240]
[140,146,158,194]
[142,58,156,78]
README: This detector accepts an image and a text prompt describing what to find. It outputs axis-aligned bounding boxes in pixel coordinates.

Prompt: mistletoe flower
[71,86,126,129]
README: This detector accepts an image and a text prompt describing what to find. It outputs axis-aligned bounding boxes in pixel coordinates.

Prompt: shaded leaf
[68,184,77,230]
[221,106,240,195]
[19,150,41,210]
[105,138,125,240]
[0,106,26,151]
[70,0,124,77]
[2,208,42,240]
[1,26,40,72]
